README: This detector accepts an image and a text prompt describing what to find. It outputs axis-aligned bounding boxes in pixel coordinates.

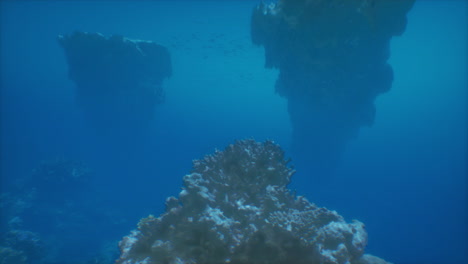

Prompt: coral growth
[117,139,390,264]
[0,158,122,263]
[1,229,44,263]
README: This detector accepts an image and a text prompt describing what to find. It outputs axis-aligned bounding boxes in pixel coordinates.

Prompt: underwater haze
[0,1,466,264]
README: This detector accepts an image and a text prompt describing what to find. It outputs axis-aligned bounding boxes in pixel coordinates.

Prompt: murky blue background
[1,1,466,263]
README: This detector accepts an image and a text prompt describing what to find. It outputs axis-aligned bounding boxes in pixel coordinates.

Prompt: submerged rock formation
[0,158,122,263]
[251,0,415,175]
[117,139,391,264]
[58,31,172,132]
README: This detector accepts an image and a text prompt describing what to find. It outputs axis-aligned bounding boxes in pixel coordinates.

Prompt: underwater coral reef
[117,139,390,264]
[0,159,121,264]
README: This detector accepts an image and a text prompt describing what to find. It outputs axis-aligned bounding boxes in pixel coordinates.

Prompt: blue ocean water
[0,1,466,264]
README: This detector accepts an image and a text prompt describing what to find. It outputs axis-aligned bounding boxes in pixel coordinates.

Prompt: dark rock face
[58,31,172,131]
[117,139,390,264]
[251,0,415,174]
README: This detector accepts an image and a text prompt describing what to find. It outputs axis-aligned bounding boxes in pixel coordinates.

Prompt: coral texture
[117,139,390,264]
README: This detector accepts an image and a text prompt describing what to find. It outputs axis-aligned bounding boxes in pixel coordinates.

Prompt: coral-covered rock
[117,139,390,264]
[0,229,43,264]
[251,0,415,175]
